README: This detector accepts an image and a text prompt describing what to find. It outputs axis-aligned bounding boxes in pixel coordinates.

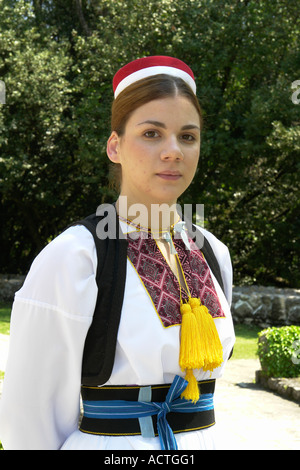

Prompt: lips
[156,170,182,180]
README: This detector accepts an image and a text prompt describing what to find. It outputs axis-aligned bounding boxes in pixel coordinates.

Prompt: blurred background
[0,0,299,287]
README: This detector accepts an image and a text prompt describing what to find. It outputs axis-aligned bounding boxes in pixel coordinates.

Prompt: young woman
[0,56,235,450]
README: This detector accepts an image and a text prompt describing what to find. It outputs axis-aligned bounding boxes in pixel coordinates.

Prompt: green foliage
[257,326,300,378]
[0,0,299,286]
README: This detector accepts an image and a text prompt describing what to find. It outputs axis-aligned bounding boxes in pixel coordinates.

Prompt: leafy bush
[257,326,300,378]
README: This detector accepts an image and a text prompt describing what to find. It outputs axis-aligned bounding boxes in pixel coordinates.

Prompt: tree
[0,0,299,287]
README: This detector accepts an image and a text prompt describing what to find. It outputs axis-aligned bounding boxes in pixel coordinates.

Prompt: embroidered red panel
[127,234,225,327]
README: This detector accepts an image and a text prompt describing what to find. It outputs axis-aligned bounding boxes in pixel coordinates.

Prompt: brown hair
[109,74,203,191]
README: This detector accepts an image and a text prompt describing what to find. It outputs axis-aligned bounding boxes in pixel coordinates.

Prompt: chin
[150,189,178,202]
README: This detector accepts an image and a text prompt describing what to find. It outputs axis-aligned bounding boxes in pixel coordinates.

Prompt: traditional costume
[0,57,235,450]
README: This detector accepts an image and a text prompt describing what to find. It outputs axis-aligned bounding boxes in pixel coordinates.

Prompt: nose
[160,136,183,161]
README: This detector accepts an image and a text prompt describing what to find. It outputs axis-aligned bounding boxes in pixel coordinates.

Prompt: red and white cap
[113,56,196,98]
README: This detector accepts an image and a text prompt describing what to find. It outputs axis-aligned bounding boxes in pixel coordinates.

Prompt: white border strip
[114,65,196,98]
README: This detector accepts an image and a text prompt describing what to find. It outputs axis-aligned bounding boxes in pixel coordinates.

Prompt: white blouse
[0,221,235,450]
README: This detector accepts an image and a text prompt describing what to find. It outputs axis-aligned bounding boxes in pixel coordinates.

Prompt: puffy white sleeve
[0,226,97,450]
[199,228,233,307]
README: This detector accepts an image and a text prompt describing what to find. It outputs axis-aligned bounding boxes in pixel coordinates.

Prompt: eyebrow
[137,120,200,131]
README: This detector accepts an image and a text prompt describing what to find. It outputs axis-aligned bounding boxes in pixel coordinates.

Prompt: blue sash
[82,375,214,450]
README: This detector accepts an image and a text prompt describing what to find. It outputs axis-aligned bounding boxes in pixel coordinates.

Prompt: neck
[116,196,180,232]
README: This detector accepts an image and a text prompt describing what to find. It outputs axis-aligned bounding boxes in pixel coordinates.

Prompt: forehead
[126,95,201,128]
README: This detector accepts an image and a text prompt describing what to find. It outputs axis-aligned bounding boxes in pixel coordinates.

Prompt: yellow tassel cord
[179,302,203,370]
[173,252,223,403]
[179,297,223,403]
[189,298,223,372]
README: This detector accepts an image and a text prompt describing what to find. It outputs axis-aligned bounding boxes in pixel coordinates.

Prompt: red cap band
[113,56,196,98]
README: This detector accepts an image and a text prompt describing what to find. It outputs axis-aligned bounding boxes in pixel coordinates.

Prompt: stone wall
[232,286,300,328]
[1,275,300,328]
[0,274,25,303]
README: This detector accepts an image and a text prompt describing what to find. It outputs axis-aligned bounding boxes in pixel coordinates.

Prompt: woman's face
[107,95,201,209]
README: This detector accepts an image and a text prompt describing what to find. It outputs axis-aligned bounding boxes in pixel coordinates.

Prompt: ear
[107,131,121,163]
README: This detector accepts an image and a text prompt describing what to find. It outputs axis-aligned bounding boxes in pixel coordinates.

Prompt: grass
[231,323,262,360]
[0,302,12,336]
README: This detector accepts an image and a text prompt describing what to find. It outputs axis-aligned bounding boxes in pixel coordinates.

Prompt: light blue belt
[82,375,214,450]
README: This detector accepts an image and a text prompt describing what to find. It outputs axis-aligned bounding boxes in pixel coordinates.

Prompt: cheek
[124,143,149,167]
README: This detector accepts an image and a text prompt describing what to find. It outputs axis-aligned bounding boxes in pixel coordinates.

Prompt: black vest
[73,208,226,386]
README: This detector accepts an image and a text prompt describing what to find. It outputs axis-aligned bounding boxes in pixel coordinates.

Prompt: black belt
[80,378,215,437]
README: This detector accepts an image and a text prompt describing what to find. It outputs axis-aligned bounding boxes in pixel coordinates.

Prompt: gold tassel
[179,297,223,403]
[181,369,199,402]
[189,298,223,372]
[179,300,202,402]
[179,302,203,370]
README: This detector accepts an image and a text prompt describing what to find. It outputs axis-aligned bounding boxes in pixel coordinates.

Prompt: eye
[143,130,160,138]
[180,133,196,142]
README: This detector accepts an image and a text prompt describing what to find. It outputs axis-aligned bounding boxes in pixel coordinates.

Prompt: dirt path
[215,359,300,450]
